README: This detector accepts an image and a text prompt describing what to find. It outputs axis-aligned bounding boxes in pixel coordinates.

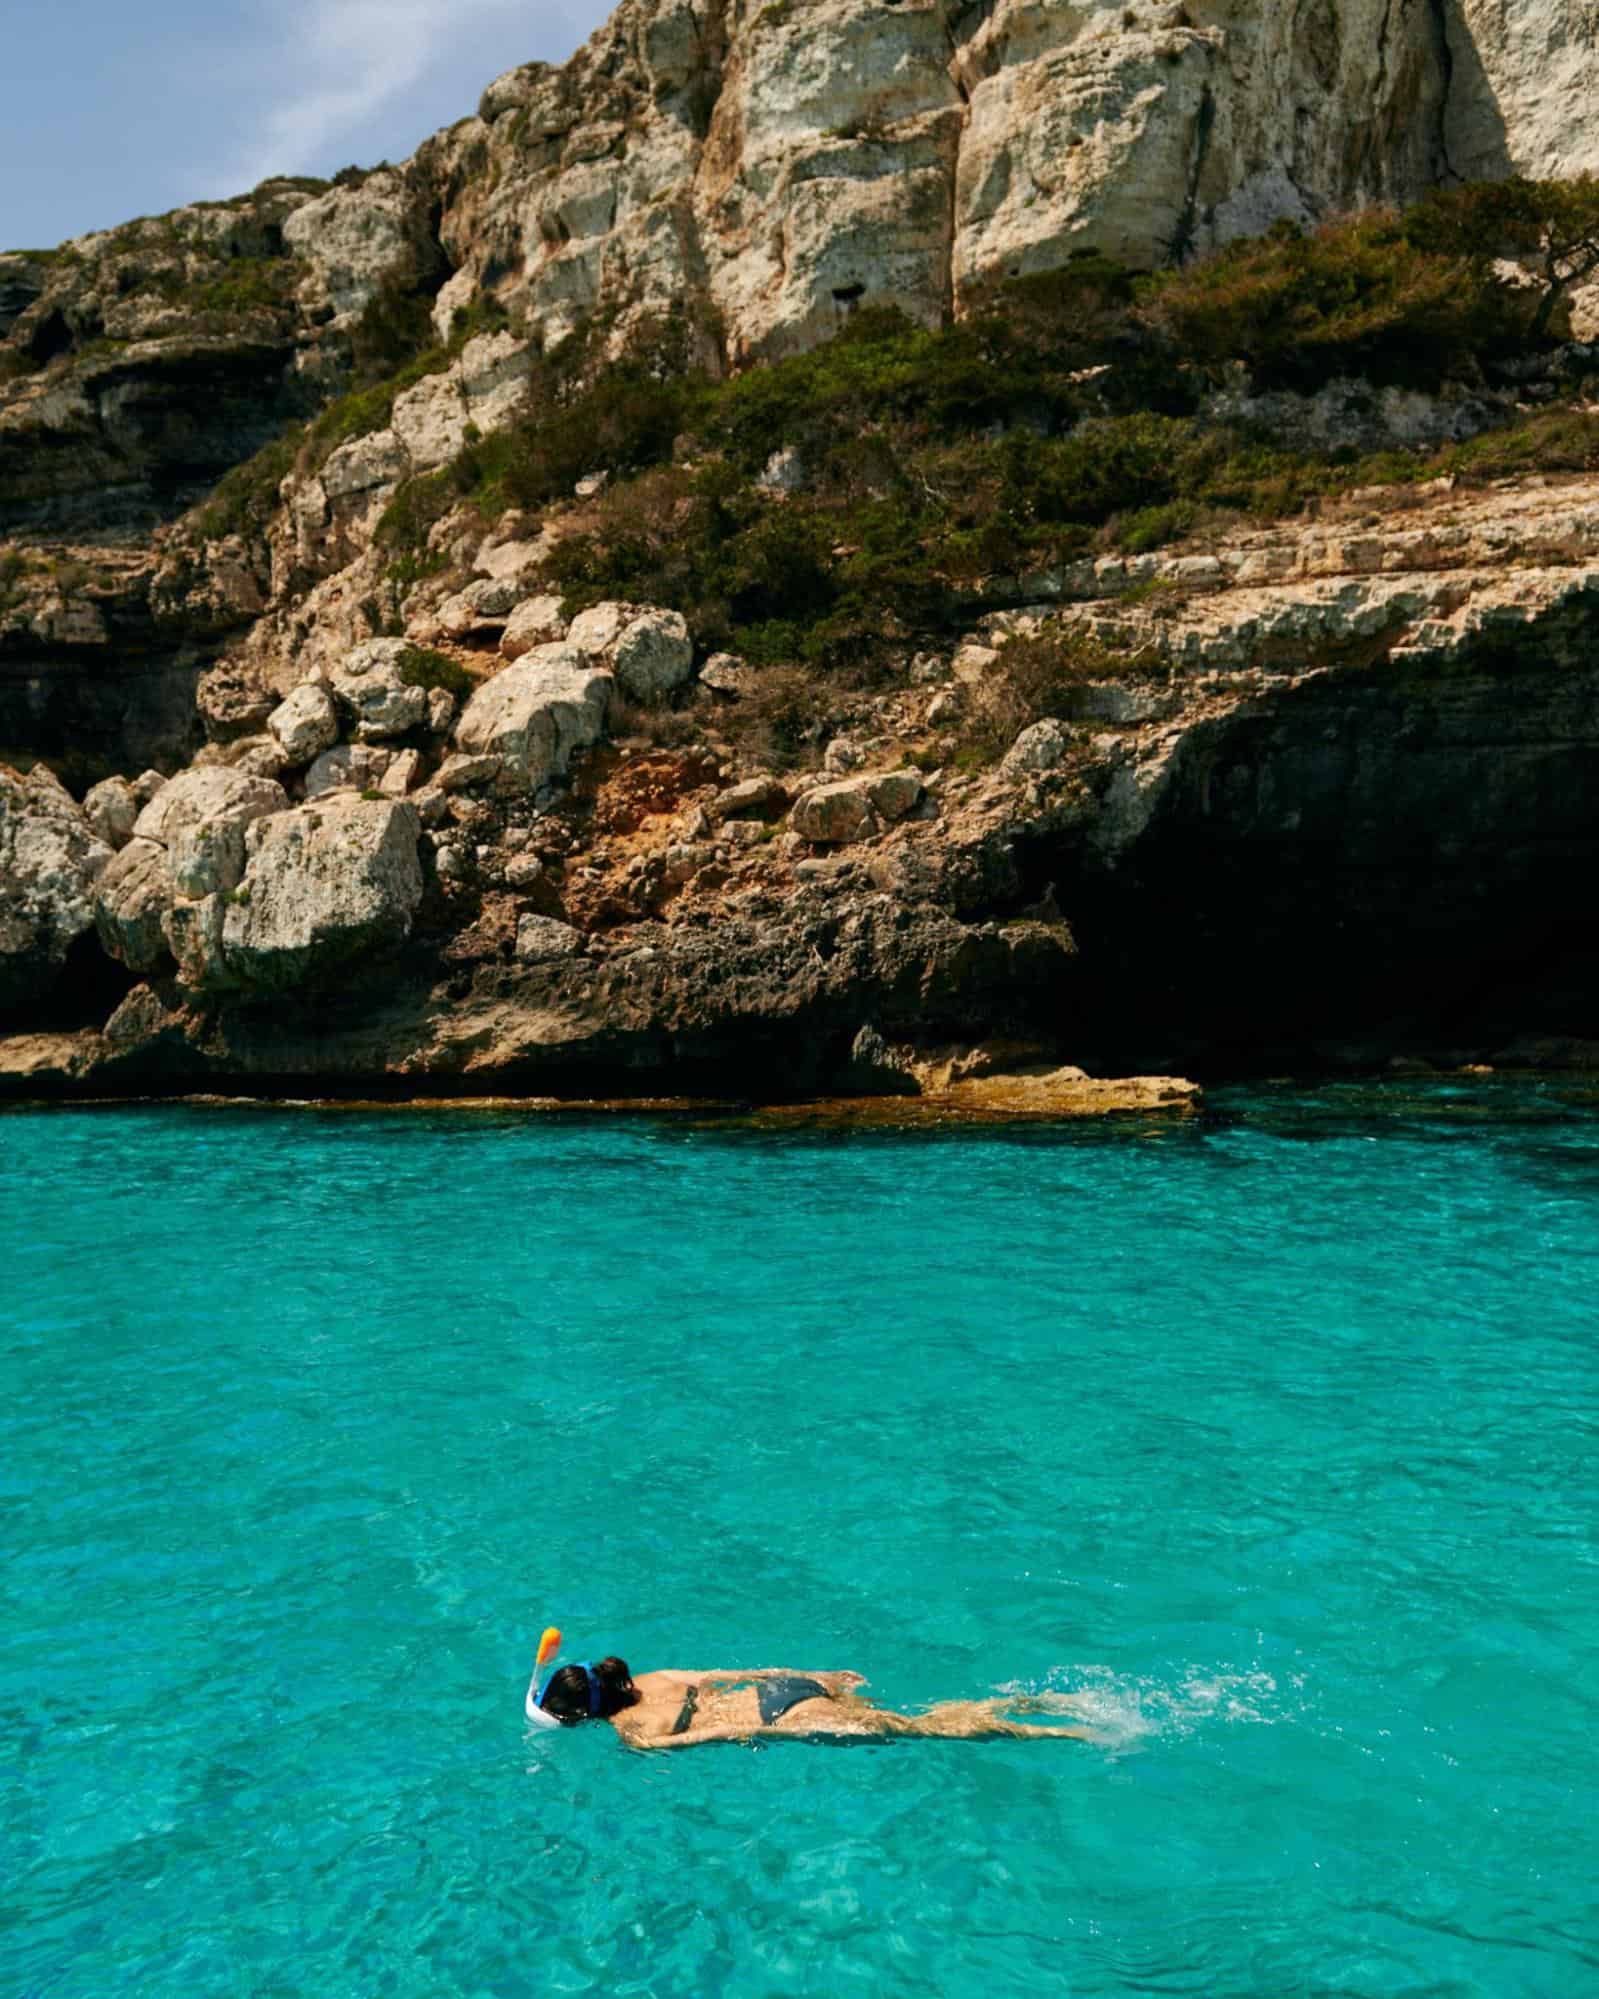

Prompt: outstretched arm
[628,1723,757,1752]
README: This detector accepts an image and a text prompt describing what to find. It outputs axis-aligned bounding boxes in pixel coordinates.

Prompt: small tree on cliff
[1407,176,1599,340]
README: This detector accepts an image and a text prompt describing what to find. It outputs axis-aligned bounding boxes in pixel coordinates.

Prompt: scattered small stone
[699,653,752,696]
[515,913,583,960]
[1002,719,1072,778]
[434,752,505,793]
[305,743,394,799]
[823,736,867,774]
[710,775,790,823]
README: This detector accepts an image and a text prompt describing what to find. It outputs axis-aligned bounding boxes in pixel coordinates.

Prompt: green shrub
[191,425,304,540]
[957,626,1155,762]
[1138,211,1523,389]
[395,645,475,701]
[1405,175,1599,339]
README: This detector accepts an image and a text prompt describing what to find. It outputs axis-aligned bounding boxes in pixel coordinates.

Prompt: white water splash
[998,1664,1303,1749]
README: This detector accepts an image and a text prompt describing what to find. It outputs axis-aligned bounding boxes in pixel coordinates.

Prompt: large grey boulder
[329,639,429,741]
[0,765,112,1012]
[454,645,612,789]
[568,603,694,702]
[177,797,424,994]
[132,767,288,899]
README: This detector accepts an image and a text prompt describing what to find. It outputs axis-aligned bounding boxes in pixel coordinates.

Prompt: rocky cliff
[2,0,1599,1102]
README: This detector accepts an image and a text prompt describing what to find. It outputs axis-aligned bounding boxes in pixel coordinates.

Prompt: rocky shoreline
[7,465,1599,1103]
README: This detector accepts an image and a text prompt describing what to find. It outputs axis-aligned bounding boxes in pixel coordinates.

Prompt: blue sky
[3,0,610,252]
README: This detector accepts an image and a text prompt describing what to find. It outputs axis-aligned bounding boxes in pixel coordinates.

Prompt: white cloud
[212,0,568,192]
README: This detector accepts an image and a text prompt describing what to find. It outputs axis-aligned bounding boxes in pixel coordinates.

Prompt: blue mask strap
[537,1661,604,1717]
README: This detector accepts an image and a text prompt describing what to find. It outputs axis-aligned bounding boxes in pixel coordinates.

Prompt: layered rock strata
[5,472,1599,1097]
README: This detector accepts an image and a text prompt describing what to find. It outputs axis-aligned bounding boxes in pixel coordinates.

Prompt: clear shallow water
[3,1084,1598,1999]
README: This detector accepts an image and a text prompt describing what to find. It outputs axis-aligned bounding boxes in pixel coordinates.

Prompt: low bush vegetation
[188,179,1599,707]
[395,644,474,701]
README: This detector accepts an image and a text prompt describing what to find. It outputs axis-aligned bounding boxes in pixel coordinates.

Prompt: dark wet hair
[541,1655,640,1726]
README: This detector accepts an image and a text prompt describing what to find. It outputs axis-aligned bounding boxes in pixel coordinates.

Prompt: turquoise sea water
[3,1085,1597,1998]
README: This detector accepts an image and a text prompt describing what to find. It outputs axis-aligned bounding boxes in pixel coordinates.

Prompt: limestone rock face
[190,797,425,993]
[280,169,446,323]
[0,765,111,1012]
[417,0,1599,367]
[454,646,613,788]
[1445,1,1599,182]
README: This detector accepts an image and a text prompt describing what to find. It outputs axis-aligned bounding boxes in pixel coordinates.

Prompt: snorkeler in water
[525,1635,1094,1750]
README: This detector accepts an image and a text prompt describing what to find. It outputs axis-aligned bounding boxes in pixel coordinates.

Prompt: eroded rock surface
[0,764,110,1013]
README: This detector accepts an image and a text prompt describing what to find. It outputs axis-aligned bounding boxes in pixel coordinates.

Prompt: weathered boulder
[434,752,503,793]
[94,838,172,974]
[182,797,425,993]
[791,770,924,846]
[454,646,613,788]
[268,682,340,766]
[699,653,754,697]
[131,767,288,898]
[197,659,276,742]
[500,595,569,661]
[568,603,694,701]
[82,775,141,850]
[329,639,429,741]
[0,764,112,1011]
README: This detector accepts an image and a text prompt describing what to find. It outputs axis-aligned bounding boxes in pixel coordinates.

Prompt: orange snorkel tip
[536,1626,562,1672]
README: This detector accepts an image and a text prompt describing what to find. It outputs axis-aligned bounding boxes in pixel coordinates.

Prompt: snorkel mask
[525,1626,607,1730]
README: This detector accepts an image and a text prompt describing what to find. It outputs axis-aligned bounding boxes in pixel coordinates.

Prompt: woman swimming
[530,1655,1094,1750]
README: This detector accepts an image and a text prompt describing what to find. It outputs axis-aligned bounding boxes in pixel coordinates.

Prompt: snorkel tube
[525,1626,564,1731]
